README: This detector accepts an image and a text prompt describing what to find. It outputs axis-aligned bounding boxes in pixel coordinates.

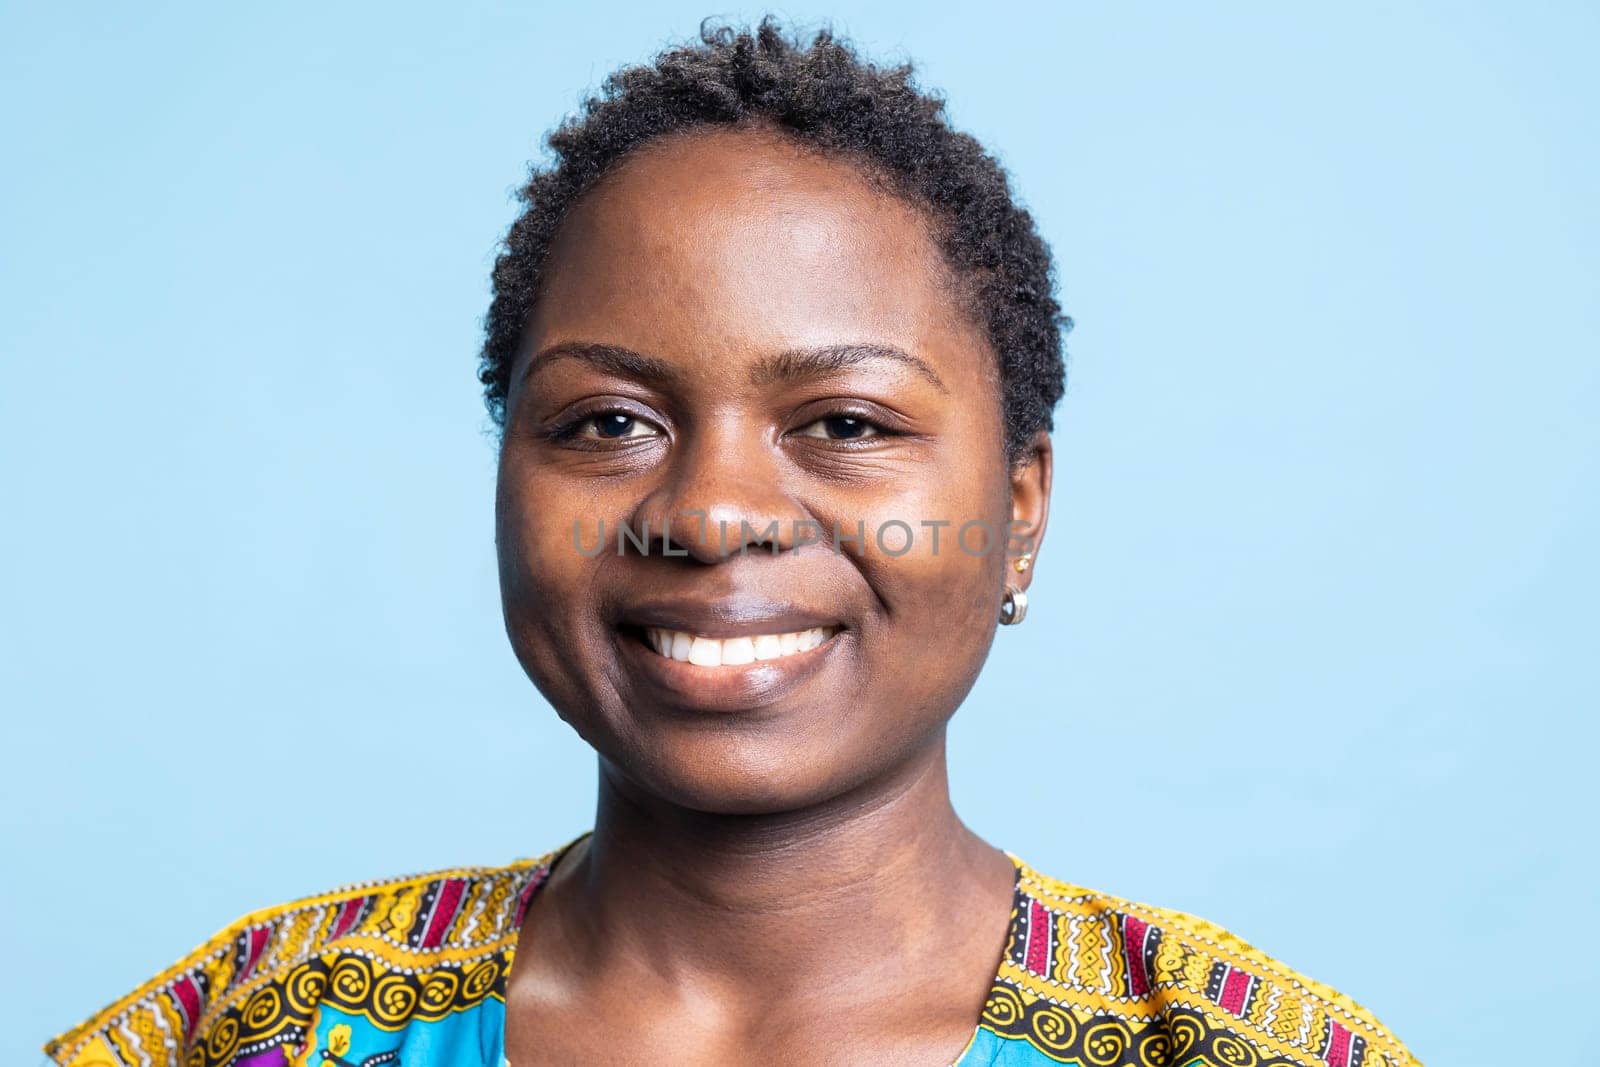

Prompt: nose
[628,419,806,563]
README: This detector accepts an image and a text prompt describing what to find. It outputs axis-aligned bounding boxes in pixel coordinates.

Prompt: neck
[543,732,1009,998]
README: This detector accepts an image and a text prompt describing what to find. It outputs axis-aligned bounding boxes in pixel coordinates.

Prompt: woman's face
[496,127,1050,814]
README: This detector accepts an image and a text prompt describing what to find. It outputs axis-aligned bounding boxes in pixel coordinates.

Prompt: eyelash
[543,408,661,447]
[542,406,900,448]
[791,408,896,445]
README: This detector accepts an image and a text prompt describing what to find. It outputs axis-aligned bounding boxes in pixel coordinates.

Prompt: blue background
[3,3,1596,1063]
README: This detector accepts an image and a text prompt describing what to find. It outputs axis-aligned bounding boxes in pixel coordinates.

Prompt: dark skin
[497,126,1053,1065]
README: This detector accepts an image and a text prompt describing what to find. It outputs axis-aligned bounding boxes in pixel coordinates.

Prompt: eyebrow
[753,343,948,393]
[522,340,947,393]
[521,342,681,388]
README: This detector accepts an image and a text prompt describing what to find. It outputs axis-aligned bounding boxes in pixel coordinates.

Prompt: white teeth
[644,626,836,667]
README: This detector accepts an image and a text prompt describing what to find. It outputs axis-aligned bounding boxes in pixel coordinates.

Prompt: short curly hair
[481,16,1069,461]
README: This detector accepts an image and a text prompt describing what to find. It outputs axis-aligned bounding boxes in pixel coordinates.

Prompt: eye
[795,414,883,441]
[590,413,648,438]
[562,411,660,441]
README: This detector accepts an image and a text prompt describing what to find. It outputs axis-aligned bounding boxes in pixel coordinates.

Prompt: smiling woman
[45,18,1418,1067]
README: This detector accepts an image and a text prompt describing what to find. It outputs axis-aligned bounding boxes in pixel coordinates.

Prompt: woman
[46,20,1418,1067]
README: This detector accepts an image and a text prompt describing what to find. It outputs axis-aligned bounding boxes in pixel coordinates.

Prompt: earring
[1013,553,1033,574]
[999,585,1029,626]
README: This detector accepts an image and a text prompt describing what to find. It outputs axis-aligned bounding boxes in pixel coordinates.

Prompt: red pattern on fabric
[1219,967,1252,1014]
[421,878,468,949]
[170,975,203,1038]
[1124,915,1151,996]
[1324,1021,1352,1066]
[1024,899,1052,976]
[330,896,368,940]
[232,926,271,987]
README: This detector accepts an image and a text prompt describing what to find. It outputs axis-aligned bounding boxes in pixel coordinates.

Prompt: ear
[1006,431,1053,592]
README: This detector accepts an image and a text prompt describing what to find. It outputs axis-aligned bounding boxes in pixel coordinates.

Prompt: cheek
[494,460,609,673]
[497,460,608,590]
[861,523,1001,652]
[497,465,640,747]
[815,458,1008,701]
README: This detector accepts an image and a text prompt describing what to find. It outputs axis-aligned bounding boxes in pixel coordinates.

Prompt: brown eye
[797,414,881,440]
[593,413,641,438]
[567,411,659,441]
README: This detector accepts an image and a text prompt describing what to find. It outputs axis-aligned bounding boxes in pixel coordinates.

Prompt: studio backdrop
[3,4,1597,1065]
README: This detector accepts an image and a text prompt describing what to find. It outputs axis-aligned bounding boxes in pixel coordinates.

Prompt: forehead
[527,126,991,380]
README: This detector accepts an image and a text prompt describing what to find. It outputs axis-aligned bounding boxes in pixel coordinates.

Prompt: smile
[643,626,840,667]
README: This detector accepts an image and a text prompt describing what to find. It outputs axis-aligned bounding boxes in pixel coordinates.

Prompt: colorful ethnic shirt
[44,844,1419,1067]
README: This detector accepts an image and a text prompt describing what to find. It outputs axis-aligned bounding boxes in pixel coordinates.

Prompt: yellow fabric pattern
[44,847,1419,1067]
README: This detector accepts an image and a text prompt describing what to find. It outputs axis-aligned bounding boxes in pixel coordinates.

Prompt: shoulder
[43,851,560,1067]
[981,857,1421,1067]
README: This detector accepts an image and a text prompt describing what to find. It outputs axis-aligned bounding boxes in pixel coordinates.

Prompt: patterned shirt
[44,844,1418,1066]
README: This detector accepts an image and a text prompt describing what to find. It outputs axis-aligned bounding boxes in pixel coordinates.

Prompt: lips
[618,596,841,638]
[614,597,846,712]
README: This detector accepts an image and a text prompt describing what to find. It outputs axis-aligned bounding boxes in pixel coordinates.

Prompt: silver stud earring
[999,585,1029,626]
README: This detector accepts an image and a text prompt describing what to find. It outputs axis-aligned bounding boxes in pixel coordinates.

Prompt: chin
[605,728,878,817]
